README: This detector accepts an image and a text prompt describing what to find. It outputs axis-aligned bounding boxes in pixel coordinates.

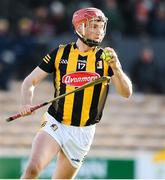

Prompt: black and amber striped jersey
[39,42,114,126]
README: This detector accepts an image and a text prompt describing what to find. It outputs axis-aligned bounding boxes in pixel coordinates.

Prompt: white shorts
[40,112,96,168]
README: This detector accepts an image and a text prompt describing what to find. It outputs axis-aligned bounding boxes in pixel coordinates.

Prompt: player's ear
[76,24,84,35]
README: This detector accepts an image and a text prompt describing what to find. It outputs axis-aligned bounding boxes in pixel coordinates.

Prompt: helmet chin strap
[75,30,100,47]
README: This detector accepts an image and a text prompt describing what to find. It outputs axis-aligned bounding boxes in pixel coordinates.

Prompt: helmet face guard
[72,8,108,47]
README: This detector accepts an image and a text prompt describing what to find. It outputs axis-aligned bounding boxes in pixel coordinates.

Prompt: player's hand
[19,104,33,116]
[101,47,121,70]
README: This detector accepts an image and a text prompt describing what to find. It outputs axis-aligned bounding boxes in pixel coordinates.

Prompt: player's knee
[25,162,42,177]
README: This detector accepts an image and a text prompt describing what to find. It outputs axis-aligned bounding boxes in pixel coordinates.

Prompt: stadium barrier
[0,157,134,179]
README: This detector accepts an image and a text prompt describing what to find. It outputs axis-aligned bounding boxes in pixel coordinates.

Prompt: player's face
[85,20,106,42]
[78,18,106,43]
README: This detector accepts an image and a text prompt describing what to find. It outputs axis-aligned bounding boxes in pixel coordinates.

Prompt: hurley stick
[6,76,110,122]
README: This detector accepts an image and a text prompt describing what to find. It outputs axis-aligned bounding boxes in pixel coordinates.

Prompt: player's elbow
[119,85,133,98]
[122,87,133,98]
[123,91,132,98]
[22,76,35,92]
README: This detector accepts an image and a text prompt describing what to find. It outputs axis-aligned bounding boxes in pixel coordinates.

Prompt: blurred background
[0,0,165,179]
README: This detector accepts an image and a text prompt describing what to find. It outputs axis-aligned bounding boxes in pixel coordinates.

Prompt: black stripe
[71,55,87,126]
[95,48,110,121]
[95,48,104,76]
[86,49,104,126]
[96,85,109,121]
[94,48,110,122]
[86,84,103,125]
[51,44,72,122]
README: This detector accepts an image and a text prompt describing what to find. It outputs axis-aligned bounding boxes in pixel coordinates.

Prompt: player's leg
[21,131,61,179]
[51,123,96,179]
[52,150,81,179]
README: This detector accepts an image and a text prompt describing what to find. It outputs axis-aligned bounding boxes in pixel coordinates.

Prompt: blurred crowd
[131,47,165,94]
[0,0,164,93]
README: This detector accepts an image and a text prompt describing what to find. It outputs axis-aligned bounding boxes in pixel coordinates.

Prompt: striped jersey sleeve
[38,48,58,73]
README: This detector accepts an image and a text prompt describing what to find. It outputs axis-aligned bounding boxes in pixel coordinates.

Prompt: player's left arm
[103,47,133,98]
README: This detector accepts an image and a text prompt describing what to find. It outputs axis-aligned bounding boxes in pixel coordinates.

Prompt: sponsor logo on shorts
[50,124,58,131]
[62,72,100,87]
[71,158,81,162]
[41,121,47,127]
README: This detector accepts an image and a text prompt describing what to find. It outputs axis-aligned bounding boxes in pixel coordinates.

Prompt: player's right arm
[19,67,49,116]
[19,47,59,116]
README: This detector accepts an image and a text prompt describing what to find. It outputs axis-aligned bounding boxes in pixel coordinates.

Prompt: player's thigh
[28,131,61,169]
[52,150,80,179]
